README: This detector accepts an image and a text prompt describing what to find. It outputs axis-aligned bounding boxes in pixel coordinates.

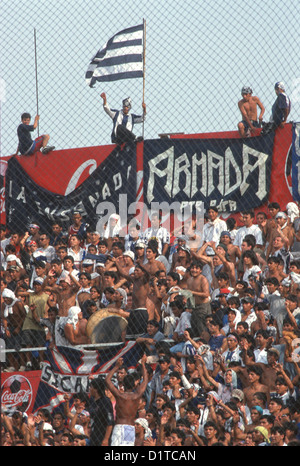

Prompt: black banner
[5,146,137,233]
[143,133,275,212]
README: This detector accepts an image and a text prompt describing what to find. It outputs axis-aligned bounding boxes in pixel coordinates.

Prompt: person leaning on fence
[16,112,55,156]
[237,86,265,138]
[1,287,27,372]
[100,92,146,146]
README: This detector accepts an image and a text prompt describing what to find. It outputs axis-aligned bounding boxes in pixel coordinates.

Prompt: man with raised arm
[100,92,146,145]
[105,354,148,446]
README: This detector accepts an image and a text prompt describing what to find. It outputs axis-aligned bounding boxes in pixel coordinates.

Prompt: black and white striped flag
[86,23,144,87]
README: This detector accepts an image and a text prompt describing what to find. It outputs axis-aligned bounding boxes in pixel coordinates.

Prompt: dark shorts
[22,329,46,347]
[6,329,23,351]
[25,135,44,155]
[126,308,149,336]
[240,120,260,132]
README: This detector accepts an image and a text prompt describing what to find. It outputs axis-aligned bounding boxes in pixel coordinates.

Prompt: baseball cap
[135,241,146,249]
[231,389,244,401]
[123,251,135,261]
[275,81,285,90]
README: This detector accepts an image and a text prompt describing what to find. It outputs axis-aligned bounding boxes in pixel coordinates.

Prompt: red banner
[1,370,42,415]
[0,125,294,226]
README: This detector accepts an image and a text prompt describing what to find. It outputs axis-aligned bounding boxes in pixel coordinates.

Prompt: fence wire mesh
[0,0,300,448]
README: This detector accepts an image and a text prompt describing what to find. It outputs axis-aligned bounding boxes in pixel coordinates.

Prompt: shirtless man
[238,86,265,137]
[46,274,80,317]
[219,231,241,265]
[105,354,148,446]
[242,347,282,394]
[243,365,270,408]
[144,245,166,276]
[114,260,152,332]
[181,260,211,337]
[55,306,90,346]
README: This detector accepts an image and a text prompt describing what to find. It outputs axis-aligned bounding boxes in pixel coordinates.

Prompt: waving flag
[86,23,144,87]
[32,341,143,414]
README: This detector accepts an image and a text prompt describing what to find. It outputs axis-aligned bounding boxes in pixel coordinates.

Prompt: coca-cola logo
[1,375,33,413]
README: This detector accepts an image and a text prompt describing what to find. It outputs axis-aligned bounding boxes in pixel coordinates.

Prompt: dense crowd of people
[1,200,300,446]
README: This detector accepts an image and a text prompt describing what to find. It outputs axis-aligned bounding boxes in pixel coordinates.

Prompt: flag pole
[34,28,39,137]
[142,18,146,139]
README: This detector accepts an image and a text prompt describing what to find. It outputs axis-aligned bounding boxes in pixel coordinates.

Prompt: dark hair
[170,295,186,311]
[226,217,236,231]
[243,250,259,265]
[268,202,280,210]
[247,365,263,377]
[190,260,203,269]
[112,241,124,251]
[21,112,31,120]
[123,374,136,391]
[242,234,256,248]
[256,211,267,219]
[242,210,255,218]
[98,239,108,246]
[63,255,74,263]
[90,376,106,396]
[169,371,181,380]
[79,272,91,280]
[147,319,159,327]
[269,396,284,407]
[227,296,240,307]
[167,272,180,284]
[204,420,218,430]
[104,271,118,282]
[265,277,280,286]
[267,256,280,265]
[171,428,185,443]
[51,258,62,265]
[270,425,285,436]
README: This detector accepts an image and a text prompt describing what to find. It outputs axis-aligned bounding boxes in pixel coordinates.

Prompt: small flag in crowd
[86,23,144,87]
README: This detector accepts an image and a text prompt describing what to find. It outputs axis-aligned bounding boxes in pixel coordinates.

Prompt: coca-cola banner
[5,145,137,232]
[1,370,42,415]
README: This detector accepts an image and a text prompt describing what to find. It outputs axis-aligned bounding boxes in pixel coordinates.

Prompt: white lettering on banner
[240,145,268,200]
[146,144,269,206]
[9,162,132,224]
[42,363,91,393]
[225,147,243,195]
[64,159,97,195]
[147,147,174,201]
[0,187,5,215]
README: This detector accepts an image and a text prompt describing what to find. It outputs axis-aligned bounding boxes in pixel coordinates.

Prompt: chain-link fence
[1,0,300,448]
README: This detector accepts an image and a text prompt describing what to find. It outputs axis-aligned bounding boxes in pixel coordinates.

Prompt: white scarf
[2,288,19,318]
[66,306,82,329]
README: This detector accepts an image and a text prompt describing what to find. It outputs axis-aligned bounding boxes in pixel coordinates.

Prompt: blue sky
[1,0,299,156]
